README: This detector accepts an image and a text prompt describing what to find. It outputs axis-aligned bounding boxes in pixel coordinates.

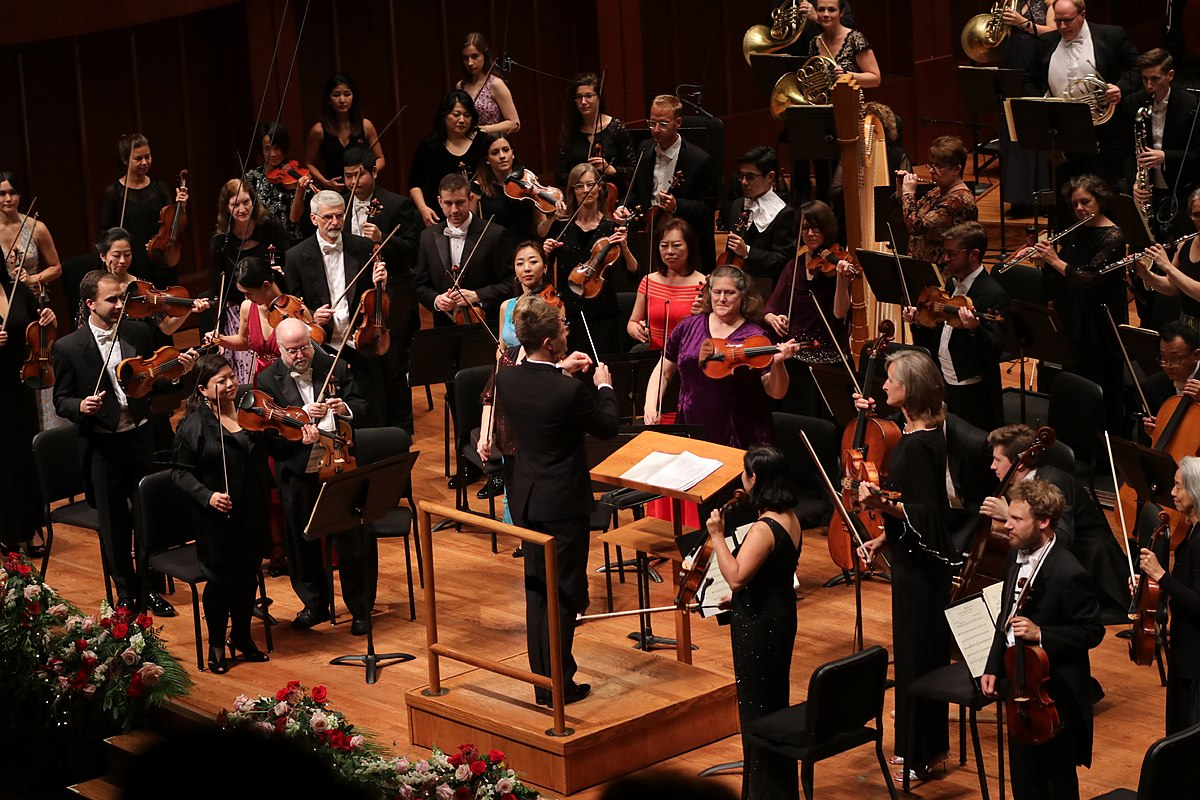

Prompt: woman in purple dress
[643,266,801,447]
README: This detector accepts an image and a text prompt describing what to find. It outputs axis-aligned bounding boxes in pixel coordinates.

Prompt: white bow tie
[291,369,312,382]
[1015,549,1035,565]
[321,242,342,256]
[444,227,467,240]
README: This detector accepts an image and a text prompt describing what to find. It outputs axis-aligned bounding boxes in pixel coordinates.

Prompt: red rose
[311,685,328,703]
[70,669,90,689]
[15,562,31,576]
[286,679,301,691]
[503,794,517,800]
[127,674,145,698]
[99,617,111,629]
[112,623,129,639]
[82,652,97,668]
[136,613,153,629]
[488,749,506,763]
[274,716,287,732]
[449,754,463,767]
[114,605,131,621]
[275,688,289,702]
[75,638,87,651]
[455,788,472,800]
[470,761,487,776]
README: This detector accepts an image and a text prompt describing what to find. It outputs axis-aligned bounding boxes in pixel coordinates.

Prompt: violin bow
[211,393,231,502]
[1103,430,1139,588]
[439,214,496,324]
[784,235,804,338]
[91,297,131,398]
[1,213,39,334]
[653,299,670,422]
[885,222,914,310]
[1103,304,1152,419]
[1004,535,1055,628]
[809,290,863,397]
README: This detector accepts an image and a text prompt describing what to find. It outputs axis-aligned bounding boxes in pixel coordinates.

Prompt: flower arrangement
[222,683,542,799]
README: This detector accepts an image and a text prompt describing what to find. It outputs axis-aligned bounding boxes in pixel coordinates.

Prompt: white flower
[454,764,472,781]
[310,712,329,732]
[5,589,17,605]
[129,632,145,654]
[233,694,250,712]
[436,785,453,800]
[120,648,139,666]
[24,584,41,601]
[495,778,514,795]
[285,718,300,735]
[273,702,290,717]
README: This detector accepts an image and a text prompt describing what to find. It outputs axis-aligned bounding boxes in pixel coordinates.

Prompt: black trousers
[86,424,154,601]
[515,513,590,693]
[1007,726,1080,800]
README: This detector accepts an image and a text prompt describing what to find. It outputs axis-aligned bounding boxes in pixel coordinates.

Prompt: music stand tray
[857,248,943,308]
[1119,324,1163,380]
[306,452,420,685]
[784,105,838,162]
[1109,436,1179,517]
[750,53,804,96]
[1007,97,1097,159]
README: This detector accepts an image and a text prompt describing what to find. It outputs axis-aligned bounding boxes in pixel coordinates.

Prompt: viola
[839,449,901,505]
[1129,512,1170,667]
[117,345,212,399]
[567,208,643,299]
[237,389,357,480]
[953,426,1056,601]
[503,170,564,215]
[676,489,748,608]
[21,294,56,390]
[124,280,199,319]
[913,285,1005,329]
[716,209,752,269]
[827,321,902,572]
[265,160,311,190]
[267,294,326,345]
[697,334,818,379]
[1005,565,1062,746]
[146,170,189,268]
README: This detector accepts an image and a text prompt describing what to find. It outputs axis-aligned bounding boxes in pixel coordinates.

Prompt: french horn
[1063,75,1116,126]
[961,0,1018,64]
[769,55,839,120]
[743,0,805,65]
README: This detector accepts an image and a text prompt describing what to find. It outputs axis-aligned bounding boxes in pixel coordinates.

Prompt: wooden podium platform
[405,635,738,795]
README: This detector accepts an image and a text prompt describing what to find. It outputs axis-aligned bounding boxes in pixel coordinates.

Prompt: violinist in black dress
[982,479,1104,800]
[1137,458,1200,735]
[171,354,272,673]
[705,446,802,800]
[856,350,958,780]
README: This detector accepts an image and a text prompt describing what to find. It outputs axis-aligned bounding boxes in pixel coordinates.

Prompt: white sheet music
[692,523,751,619]
[944,582,1006,678]
[620,450,723,492]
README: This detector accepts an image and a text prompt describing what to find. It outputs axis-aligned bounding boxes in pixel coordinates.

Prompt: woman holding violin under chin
[96,227,208,341]
[544,163,638,358]
[473,133,556,250]
[852,349,955,782]
[1135,455,1200,735]
[245,122,312,246]
[644,266,800,447]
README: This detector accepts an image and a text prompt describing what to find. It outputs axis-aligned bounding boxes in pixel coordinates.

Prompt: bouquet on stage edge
[222,686,542,799]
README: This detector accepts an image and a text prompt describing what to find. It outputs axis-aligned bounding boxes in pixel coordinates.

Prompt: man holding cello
[982,479,1105,800]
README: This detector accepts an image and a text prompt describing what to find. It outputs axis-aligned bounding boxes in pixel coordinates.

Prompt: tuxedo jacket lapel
[436,223,452,276]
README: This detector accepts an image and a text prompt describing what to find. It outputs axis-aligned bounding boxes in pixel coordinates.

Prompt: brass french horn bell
[961,0,1016,64]
[770,72,809,120]
[743,0,805,65]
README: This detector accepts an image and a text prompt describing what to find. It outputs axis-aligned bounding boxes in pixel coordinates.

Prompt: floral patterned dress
[902,184,978,263]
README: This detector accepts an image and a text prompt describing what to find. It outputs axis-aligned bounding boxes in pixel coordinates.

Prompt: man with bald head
[256,317,374,633]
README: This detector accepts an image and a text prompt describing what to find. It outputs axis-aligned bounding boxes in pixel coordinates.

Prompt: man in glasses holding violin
[723,146,795,283]
[904,221,1009,432]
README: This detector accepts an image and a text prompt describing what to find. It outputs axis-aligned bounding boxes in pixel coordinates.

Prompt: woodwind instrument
[996,214,1095,273]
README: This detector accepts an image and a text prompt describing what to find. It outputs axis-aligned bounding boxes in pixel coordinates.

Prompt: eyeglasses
[1160,356,1195,367]
[573,181,599,191]
[1055,14,1080,25]
[316,212,344,222]
[282,344,313,356]
[736,172,762,182]
[647,120,673,129]
[575,92,597,101]
[926,163,949,172]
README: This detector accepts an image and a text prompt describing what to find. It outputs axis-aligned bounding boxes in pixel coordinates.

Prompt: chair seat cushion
[369,508,413,538]
[908,661,992,709]
[50,501,101,532]
[746,702,878,761]
[147,544,205,585]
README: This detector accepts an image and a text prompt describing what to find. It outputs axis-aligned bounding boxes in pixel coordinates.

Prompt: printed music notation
[943,581,1006,678]
[620,450,723,492]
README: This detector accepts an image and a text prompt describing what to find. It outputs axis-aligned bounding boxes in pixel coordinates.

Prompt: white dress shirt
[938,266,984,387]
[445,212,473,268]
[319,235,350,343]
[1048,22,1096,98]
[745,189,786,233]
[349,195,371,238]
[652,136,683,202]
[1006,535,1055,646]
[89,320,134,432]
[1150,89,1170,189]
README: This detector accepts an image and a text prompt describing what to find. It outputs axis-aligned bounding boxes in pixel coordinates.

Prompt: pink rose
[23,584,40,601]
[138,663,164,685]
[121,648,139,666]
[436,785,453,800]
[348,735,364,749]
[309,712,329,732]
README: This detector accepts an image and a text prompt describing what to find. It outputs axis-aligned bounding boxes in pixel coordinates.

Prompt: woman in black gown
[705,445,802,800]
[855,349,957,781]
[171,354,276,673]
[408,90,487,228]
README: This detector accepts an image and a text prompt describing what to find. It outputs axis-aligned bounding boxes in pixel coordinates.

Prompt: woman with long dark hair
[554,72,636,195]
[409,89,487,227]
[456,32,520,136]
[304,73,385,191]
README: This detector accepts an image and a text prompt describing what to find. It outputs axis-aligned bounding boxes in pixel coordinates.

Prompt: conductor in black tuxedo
[982,479,1104,800]
[256,318,374,633]
[494,295,619,704]
[342,144,422,434]
[52,270,196,614]
[905,222,1010,431]
[616,94,720,270]
[723,146,796,285]
[1022,0,1139,193]
[284,189,389,428]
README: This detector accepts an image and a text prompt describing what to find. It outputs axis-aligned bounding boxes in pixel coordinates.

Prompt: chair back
[354,427,412,465]
[1047,372,1103,470]
[617,291,637,352]
[32,424,85,504]
[1137,722,1200,799]
[771,412,836,522]
[1040,439,1076,476]
[136,470,192,557]
[804,645,889,745]
[453,364,494,433]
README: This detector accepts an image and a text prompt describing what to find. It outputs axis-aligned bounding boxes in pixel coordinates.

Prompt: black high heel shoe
[227,638,269,663]
[207,645,229,674]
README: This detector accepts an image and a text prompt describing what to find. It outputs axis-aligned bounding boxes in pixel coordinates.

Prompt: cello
[953,427,1056,601]
[1129,512,1170,667]
[827,321,902,572]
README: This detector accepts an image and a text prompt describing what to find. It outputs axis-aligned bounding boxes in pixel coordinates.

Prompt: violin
[354,221,391,355]
[913,285,1005,329]
[536,282,563,309]
[697,334,817,380]
[1129,512,1170,667]
[117,345,211,398]
[1004,559,1062,746]
[237,389,357,481]
[567,208,643,299]
[807,243,853,277]
[267,294,326,345]
[21,294,56,390]
[716,209,753,269]
[644,170,684,234]
[265,160,311,190]
[124,280,199,319]
[146,170,189,268]
[590,143,620,216]
[504,170,564,215]
[676,489,748,608]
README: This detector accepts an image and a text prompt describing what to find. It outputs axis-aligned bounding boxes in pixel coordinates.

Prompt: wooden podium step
[405,635,739,795]
[67,777,121,799]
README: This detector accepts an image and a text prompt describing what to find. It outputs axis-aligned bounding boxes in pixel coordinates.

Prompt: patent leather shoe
[227,638,269,662]
[447,465,483,490]
[476,474,504,499]
[350,617,370,636]
[207,645,229,674]
[145,590,177,617]
[291,607,330,629]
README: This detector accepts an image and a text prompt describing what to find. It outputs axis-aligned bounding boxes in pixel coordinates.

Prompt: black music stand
[750,53,805,95]
[857,248,943,309]
[1111,194,1156,251]
[1008,98,1096,216]
[1119,324,1163,380]
[810,362,860,426]
[958,66,1024,255]
[306,452,419,685]
[785,105,838,195]
[605,349,669,424]
[1004,299,1073,423]
[1109,436,1179,543]
[409,323,496,478]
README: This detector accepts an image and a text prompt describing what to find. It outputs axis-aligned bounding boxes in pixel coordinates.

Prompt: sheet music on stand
[943,581,1006,678]
[620,450,723,492]
[692,523,751,619]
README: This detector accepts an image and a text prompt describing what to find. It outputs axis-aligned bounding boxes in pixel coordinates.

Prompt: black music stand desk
[1109,436,1179,541]
[857,248,943,308]
[410,323,496,476]
[307,452,419,685]
[1004,299,1073,423]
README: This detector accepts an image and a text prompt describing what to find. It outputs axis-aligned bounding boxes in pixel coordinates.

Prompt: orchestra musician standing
[303,73,385,191]
[0,171,62,287]
[625,218,708,352]
[904,221,1010,432]
[723,147,796,284]
[409,91,488,229]
[494,294,618,706]
[1135,189,1200,335]
[456,33,521,137]
[52,270,196,616]
[554,72,637,197]
[897,136,978,265]
[854,350,958,781]
[246,121,312,247]
[256,318,373,633]
[1136,456,1200,734]
[616,94,719,270]
[981,479,1105,800]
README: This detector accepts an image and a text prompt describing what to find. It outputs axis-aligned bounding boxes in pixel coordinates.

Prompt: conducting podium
[590,430,745,664]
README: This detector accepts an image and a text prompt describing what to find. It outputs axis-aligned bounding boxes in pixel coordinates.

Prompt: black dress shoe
[476,474,504,499]
[536,682,591,706]
[145,591,177,617]
[291,607,331,629]
[447,465,483,489]
[227,638,269,662]
[207,645,229,674]
[350,617,370,636]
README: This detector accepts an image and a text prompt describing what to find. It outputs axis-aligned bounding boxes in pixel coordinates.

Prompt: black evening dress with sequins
[730,517,801,800]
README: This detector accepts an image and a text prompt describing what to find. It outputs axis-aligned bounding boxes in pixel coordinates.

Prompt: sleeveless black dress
[730,516,801,800]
